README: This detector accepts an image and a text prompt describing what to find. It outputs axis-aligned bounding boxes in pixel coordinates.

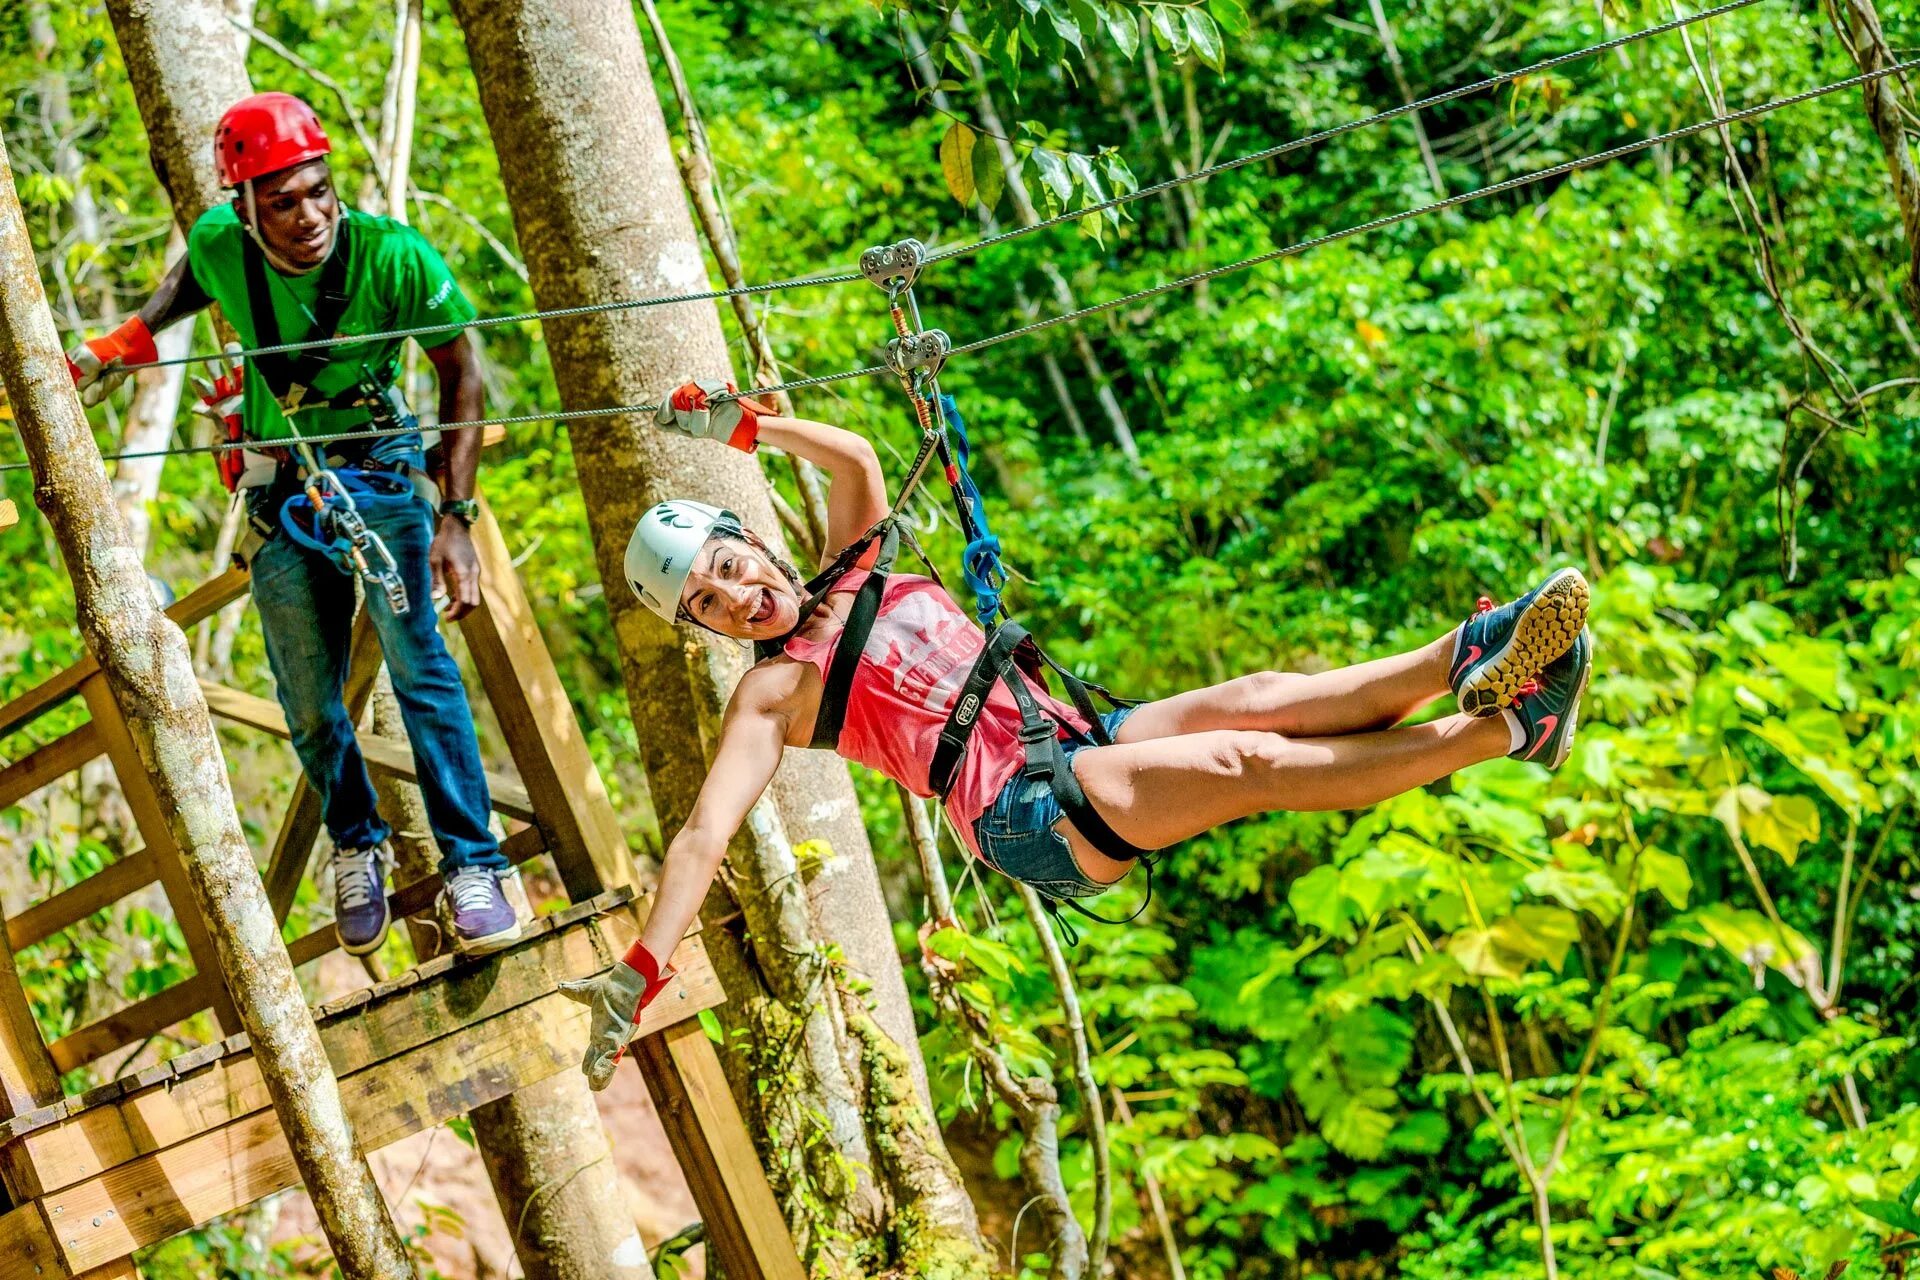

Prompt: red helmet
[214,92,331,188]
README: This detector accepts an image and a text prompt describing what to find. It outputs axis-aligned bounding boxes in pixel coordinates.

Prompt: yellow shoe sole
[1458,567,1591,718]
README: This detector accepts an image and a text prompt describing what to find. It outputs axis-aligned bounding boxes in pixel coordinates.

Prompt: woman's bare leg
[1061,715,1509,882]
[1115,631,1456,743]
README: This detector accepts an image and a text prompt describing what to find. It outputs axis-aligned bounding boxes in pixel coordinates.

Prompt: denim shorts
[972,706,1135,899]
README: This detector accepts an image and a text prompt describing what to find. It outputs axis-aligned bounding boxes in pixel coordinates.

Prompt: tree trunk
[447,2,985,1272]
[0,129,415,1280]
[104,0,254,230]
[369,678,651,1280]
[1827,0,1920,310]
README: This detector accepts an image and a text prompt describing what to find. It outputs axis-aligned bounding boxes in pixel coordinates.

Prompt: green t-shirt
[187,203,477,442]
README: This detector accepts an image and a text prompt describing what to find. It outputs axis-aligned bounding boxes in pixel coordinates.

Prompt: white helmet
[625,499,735,621]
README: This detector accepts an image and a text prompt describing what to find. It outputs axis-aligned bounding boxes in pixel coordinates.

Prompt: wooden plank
[13,920,715,1203]
[0,902,61,1128]
[262,608,385,925]
[199,681,537,824]
[635,1018,805,1280]
[0,723,103,811]
[282,824,548,971]
[0,498,16,531]
[77,678,237,1039]
[0,569,250,742]
[41,989,593,1272]
[7,851,159,953]
[460,497,639,900]
[0,1201,63,1277]
[45,974,215,1076]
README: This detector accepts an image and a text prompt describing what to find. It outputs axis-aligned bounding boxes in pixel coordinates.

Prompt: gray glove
[557,942,673,1091]
[653,377,747,443]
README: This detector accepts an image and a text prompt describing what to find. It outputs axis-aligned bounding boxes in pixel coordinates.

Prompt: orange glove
[653,378,775,452]
[66,316,159,406]
[192,351,247,492]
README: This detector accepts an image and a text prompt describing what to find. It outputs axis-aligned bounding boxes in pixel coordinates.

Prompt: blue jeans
[972,706,1136,899]
[247,458,503,875]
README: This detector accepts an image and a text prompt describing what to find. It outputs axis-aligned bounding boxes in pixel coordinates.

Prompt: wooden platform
[0,495,806,1280]
[0,890,722,1277]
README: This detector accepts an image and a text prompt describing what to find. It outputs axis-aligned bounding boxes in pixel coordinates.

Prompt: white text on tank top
[873,589,976,717]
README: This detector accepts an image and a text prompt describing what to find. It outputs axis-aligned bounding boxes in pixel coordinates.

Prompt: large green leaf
[1445,906,1580,978]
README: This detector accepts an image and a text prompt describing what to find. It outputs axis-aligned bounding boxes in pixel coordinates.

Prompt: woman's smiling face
[679,535,802,641]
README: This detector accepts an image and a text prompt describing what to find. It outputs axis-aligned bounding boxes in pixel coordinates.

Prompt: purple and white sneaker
[1452,567,1590,718]
[333,841,394,956]
[446,867,522,955]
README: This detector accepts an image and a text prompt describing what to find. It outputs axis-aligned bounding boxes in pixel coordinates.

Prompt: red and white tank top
[780,571,1089,859]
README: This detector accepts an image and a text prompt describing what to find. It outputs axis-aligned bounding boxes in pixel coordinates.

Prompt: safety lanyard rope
[8,58,1913,479]
[82,0,1768,379]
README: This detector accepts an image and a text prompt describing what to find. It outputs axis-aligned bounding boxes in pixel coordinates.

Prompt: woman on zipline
[563,382,1592,1087]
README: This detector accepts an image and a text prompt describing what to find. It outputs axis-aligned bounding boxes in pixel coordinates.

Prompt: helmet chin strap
[241,179,341,276]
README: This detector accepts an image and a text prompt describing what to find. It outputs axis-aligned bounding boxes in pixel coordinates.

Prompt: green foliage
[7,0,1920,1276]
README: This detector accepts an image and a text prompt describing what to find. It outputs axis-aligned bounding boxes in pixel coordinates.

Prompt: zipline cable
[924,0,1771,266]
[115,266,867,373]
[96,0,1767,376]
[6,58,1911,477]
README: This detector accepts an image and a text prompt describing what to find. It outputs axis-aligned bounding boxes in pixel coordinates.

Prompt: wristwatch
[438,498,480,527]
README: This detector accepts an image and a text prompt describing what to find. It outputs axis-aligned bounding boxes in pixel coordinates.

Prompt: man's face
[243,159,338,268]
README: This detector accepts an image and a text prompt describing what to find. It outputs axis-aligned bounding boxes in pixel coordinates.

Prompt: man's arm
[422,332,484,618]
[138,253,215,335]
[68,254,213,404]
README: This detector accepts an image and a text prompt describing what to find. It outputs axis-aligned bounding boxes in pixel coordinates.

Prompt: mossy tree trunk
[446,1,990,1272]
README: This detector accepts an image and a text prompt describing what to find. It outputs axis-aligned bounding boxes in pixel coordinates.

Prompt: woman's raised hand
[652,378,777,452]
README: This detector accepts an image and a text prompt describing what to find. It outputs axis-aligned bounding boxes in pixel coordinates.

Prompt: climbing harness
[12,54,1920,483]
[760,241,1159,939]
[239,218,413,614]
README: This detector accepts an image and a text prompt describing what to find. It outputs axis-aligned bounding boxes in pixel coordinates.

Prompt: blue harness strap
[936,393,1005,626]
[277,466,411,580]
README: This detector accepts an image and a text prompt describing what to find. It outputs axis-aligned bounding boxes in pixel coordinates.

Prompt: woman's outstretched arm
[561,675,790,1088]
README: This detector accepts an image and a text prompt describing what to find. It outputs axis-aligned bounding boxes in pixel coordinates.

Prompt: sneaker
[1508,626,1593,768]
[445,867,522,954]
[1452,567,1590,718]
[333,842,394,956]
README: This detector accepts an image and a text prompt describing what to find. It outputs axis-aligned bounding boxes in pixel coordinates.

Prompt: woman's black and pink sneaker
[1451,567,1590,718]
[1507,626,1592,768]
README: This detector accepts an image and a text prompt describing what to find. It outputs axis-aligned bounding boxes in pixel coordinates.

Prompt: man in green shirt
[67,92,518,956]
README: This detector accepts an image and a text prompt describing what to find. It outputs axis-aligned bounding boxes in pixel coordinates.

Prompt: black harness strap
[240,216,357,411]
[808,521,900,749]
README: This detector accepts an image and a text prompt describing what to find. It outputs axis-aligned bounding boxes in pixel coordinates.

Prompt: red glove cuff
[95,316,159,368]
[726,417,760,453]
[623,939,677,1021]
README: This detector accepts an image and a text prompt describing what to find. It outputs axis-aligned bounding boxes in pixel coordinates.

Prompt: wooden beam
[13,910,714,1202]
[0,1201,62,1276]
[460,496,638,900]
[0,569,249,741]
[0,497,16,530]
[77,678,237,1038]
[7,850,159,953]
[198,680,538,824]
[0,902,61,1127]
[634,1018,805,1280]
[0,723,102,810]
[40,990,592,1273]
[45,974,215,1075]
[259,606,382,925]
